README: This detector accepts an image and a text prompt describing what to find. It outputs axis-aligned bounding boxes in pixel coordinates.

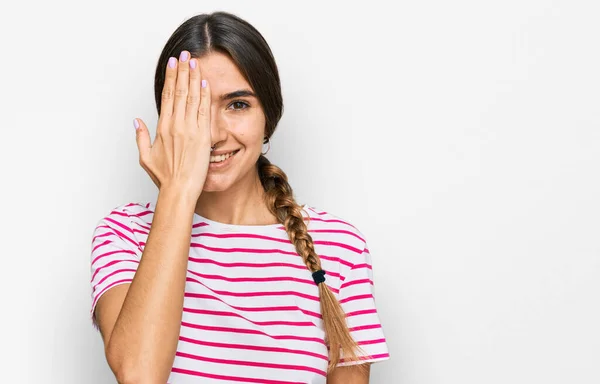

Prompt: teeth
[210,150,237,163]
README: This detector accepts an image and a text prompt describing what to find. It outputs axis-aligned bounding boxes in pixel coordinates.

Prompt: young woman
[90,11,389,384]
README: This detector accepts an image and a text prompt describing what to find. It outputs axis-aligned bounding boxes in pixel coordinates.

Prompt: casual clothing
[90,201,390,384]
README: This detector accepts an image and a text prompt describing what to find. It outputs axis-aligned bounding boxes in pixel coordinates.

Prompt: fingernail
[202,79,207,88]
[168,57,176,68]
[133,118,139,130]
[179,51,189,62]
[190,59,196,69]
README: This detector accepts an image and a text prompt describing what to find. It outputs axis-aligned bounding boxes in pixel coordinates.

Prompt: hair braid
[257,155,367,373]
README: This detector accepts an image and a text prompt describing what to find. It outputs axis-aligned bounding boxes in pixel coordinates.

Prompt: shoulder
[302,204,368,261]
[93,201,155,237]
[91,201,157,257]
[302,204,366,239]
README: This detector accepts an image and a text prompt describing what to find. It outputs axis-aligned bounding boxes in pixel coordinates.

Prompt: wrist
[157,186,199,213]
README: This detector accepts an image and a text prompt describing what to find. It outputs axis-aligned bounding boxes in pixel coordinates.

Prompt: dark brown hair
[153,12,365,373]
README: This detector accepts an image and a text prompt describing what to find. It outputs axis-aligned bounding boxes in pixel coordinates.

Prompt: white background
[1,0,598,383]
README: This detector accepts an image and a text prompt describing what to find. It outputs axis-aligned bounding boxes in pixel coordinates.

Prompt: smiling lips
[210,149,240,163]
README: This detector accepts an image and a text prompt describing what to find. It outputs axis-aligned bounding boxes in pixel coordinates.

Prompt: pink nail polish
[133,118,139,130]
[190,59,196,69]
[202,79,207,88]
[179,51,189,62]
[168,57,176,68]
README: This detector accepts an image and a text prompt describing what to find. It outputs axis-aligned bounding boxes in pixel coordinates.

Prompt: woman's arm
[327,364,371,384]
[95,188,197,384]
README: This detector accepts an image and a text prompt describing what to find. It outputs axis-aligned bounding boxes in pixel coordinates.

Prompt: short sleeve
[336,245,390,367]
[89,206,142,329]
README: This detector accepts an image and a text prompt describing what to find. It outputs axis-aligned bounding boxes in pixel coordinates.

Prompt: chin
[202,176,234,192]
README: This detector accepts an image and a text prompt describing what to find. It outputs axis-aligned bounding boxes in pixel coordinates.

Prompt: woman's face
[196,51,266,192]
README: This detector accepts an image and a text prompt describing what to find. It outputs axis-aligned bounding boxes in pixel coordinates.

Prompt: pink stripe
[349,324,382,332]
[191,231,365,256]
[180,322,326,345]
[131,221,151,231]
[274,216,357,230]
[132,228,149,236]
[92,278,132,310]
[91,239,111,253]
[91,232,113,243]
[314,240,361,254]
[358,338,387,346]
[175,351,326,377]
[93,268,136,291]
[345,309,377,318]
[308,207,327,215]
[91,259,139,282]
[339,293,373,304]
[170,367,305,384]
[192,238,361,256]
[308,229,365,243]
[183,293,322,319]
[164,242,351,269]
[192,232,290,244]
[185,277,320,302]
[351,263,373,270]
[189,256,307,270]
[108,210,128,217]
[129,209,154,218]
[339,353,390,363]
[318,254,353,268]
[182,307,314,327]
[190,243,299,256]
[104,218,139,249]
[105,217,133,235]
[186,270,339,294]
[178,336,328,361]
[187,255,344,280]
[190,241,354,270]
[91,248,137,265]
[193,222,210,228]
[340,278,373,290]
[188,257,317,273]
[303,216,358,229]
[123,210,153,229]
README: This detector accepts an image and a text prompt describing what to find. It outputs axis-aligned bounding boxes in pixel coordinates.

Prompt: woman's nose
[210,110,228,145]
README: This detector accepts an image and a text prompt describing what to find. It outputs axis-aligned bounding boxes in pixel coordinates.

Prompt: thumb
[133,118,151,160]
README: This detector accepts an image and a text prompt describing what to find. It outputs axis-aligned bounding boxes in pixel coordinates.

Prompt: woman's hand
[134,50,212,200]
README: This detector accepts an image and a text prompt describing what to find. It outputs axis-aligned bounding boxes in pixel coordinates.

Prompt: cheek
[230,113,266,147]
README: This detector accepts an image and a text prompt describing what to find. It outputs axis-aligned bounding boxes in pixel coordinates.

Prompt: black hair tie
[312,269,326,285]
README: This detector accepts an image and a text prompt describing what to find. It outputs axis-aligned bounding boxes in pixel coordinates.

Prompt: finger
[135,118,160,188]
[134,118,151,163]
[198,78,212,138]
[173,51,191,120]
[185,58,201,121]
[160,57,178,119]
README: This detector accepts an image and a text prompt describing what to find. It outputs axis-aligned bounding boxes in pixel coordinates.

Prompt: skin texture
[94,51,370,383]
[192,52,279,226]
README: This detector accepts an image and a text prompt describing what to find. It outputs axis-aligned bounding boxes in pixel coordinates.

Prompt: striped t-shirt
[90,201,390,384]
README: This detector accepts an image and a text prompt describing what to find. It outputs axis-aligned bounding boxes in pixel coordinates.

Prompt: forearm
[106,188,196,383]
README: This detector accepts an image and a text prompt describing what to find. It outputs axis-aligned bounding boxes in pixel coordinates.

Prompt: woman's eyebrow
[219,89,257,101]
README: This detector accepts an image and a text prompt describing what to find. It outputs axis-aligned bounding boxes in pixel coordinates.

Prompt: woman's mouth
[209,149,240,169]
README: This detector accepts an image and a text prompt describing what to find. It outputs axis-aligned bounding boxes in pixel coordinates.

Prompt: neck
[194,170,278,226]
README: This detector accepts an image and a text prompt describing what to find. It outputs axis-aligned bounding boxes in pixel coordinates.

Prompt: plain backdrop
[1,0,598,383]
